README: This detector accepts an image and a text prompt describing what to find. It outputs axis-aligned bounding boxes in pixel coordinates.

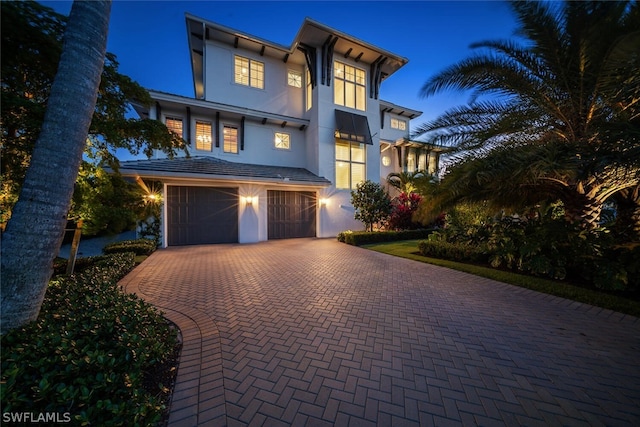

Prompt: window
[165,117,183,137]
[391,118,407,130]
[195,121,212,151]
[336,140,365,190]
[407,151,416,173]
[288,70,302,88]
[334,61,366,111]
[305,68,312,111]
[223,125,238,154]
[234,55,264,89]
[418,152,427,171]
[274,132,290,150]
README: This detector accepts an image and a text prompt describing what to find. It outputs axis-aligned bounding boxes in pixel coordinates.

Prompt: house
[118,14,442,246]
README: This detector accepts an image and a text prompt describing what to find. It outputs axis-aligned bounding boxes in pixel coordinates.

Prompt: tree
[413,1,640,234]
[1,1,111,333]
[351,180,392,232]
[386,170,429,195]
[1,1,187,230]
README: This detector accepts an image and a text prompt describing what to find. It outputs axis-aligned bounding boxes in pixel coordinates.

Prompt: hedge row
[337,229,434,246]
[417,240,489,263]
[103,238,157,256]
[1,252,179,426]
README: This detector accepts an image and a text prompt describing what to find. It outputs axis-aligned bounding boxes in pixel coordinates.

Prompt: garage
[167,186,238,245]
[267,190,316,239]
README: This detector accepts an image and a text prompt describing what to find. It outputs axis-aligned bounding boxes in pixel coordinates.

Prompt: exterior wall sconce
[243,196,258,205]
[319,198,329,207]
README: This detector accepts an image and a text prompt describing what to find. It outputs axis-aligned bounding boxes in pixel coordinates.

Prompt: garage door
[268,190,316,239]
[167,186,238,245]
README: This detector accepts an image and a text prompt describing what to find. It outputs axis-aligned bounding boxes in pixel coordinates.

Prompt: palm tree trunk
[562,190,603,229]
[1,1,111,334]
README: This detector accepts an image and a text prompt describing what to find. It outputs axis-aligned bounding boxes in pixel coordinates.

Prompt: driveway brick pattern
[119,238,640,426]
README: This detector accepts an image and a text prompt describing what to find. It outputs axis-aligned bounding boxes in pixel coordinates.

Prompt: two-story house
[118,14,441,246]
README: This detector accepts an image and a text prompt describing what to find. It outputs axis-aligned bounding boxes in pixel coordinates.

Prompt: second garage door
[167,186,238,245]
[267,190,316,239]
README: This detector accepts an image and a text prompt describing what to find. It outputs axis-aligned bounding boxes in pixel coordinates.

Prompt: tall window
[223,125,238,154]
[195,121,212,151]
[335,140,365,190]
[418,152,427,171]
[334,61,365,111]
[274,132,290,150]
[165,117,183,137]
[234,55,264,89]
[305,68,312,111]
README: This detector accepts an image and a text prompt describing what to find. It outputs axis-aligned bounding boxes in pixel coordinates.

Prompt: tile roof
[117,156,332,186]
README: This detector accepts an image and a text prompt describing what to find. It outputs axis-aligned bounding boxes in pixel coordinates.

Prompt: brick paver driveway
[119,238,640,426]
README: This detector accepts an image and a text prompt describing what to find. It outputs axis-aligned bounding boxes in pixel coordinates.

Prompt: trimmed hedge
[338,229,434,246]
[103,238,157,256]
[1,253,179,426]
[418,240,489,264]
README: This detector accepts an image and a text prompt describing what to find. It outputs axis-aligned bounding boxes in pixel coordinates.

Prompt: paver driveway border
[119,238,640,426]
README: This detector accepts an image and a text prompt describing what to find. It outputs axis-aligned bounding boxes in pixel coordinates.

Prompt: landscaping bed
[1,240,180,426]
[365,239,640,318]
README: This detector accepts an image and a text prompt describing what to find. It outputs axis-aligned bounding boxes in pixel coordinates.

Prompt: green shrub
[1,253,178,426]
[418,239,489,263]
[338,229,434,246]
[103,238,157,256]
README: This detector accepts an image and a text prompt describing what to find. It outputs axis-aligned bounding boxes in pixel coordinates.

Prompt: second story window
[287,70,302,88]
[195,121,212,151]
[274,132,290,150]
[306,68,312,111]
[223,125,238,154]
[335,140,365,190]
[165,117,183,138]
[334,61,365,111]
[391,118,407,131]
[234,55,264,89]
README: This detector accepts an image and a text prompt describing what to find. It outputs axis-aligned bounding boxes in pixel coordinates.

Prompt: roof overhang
[381,138,451,153]
[380,100,422,120]
[115,157,332,188]
[186,14,409,100]
[132,90,310,130]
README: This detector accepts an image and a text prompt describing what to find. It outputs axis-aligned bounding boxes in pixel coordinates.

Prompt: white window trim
[287,69,302,88]
[274,132,291,150]
[222,124,239,154]
[234,55,264,89]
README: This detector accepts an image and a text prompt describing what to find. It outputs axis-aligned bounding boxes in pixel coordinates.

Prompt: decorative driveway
[119,238,640,426]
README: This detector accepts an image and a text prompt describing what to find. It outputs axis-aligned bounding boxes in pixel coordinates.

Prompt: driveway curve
[119,238,640,426]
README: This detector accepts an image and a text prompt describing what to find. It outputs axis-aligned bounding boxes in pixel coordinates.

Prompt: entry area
[267,190,316,239]
[166,186,238,245]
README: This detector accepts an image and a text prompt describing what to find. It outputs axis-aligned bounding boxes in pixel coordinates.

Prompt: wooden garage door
[268,190,316,239]
[167,186,238,245]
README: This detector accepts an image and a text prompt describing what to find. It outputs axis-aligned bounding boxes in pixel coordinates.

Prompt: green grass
[364,240,640,318]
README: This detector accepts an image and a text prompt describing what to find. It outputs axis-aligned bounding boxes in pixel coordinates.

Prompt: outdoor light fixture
[319,198,329,207]
[243,196,258,205]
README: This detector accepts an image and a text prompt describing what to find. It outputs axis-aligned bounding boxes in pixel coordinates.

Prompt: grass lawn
[364,239,640,318]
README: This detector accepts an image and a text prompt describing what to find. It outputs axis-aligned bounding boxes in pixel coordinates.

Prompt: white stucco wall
[204,40,305,117]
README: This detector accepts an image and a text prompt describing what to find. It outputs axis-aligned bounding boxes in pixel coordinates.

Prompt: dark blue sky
[42,1,519,128]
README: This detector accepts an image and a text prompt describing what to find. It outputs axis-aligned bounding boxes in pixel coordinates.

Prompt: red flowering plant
[388,192,423,230]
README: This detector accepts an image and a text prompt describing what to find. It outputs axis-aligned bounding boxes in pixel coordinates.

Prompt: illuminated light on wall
[242,195,258,205]
[319,198,329,207]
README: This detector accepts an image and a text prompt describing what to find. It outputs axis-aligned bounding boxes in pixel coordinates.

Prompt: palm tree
[413,1,640,233]
[1,1,111,333]
[386,170,429,195]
